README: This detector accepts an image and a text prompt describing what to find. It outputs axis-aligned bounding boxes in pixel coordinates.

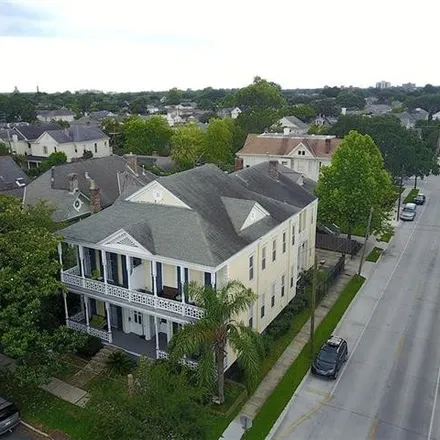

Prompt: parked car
[0,397,20,435]
[311,336,348,379]
[400,202,417,221]
[414,194,426,205]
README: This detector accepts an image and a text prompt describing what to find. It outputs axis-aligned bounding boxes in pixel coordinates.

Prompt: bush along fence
[261,255,345,357]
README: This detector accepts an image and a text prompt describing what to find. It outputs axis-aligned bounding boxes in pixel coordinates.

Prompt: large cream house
[236,133,342,181]
[58,162,317,369]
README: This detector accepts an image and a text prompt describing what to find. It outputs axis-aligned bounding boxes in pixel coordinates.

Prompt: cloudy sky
[0,0,438,93]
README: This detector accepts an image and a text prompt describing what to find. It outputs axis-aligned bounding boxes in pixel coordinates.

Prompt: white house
[236,133,342,181]
[276,116,309,135]
[58,162,317,369]
[432,111,440,121]
[36,108,76,123]
[30,126,111,165]
[231,107,242,119]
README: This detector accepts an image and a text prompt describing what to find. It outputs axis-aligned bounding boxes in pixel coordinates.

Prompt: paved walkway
[220,189,408,439]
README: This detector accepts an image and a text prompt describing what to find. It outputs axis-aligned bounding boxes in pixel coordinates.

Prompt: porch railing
[66,318,111,342]
[157,350,198,370]
[62,266,204,319]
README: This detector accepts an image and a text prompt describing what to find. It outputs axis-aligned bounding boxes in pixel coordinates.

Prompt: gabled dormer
[222,197,270,232]
[126,181,190,209]
[288,142,315,158]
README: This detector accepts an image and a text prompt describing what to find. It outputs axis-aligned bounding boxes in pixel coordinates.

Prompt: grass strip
[365,247,383,262]
[403,188,419,204]
[244,275,365,440]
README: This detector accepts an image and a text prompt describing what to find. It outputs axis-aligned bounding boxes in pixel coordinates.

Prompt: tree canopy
[170,123,205,170]
[204,118,234,167]
[314,131,395,238]
[0,196,84,385]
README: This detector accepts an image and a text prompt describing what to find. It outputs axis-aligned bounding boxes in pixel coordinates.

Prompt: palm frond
[228,323,262,388]
[169,319,215,360]
[196,347,216,393]
[218,281,257,317]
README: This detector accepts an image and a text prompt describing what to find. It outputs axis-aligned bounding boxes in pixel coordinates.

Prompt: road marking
[280,395,331,438]
[305,387,330,398]
[368,416,379,440]
[330,203,426,396]
[395,334,406,361]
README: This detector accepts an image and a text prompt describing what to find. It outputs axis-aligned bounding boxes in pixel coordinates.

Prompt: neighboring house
[432,111,440,121]
[58,162,317,369]
[314,115,337,127]
[37,108,76,123]
[0,156,30,199]
[30,126,111,165]
[394,108,429,129]
[24,154,155,223]
[276,116,309,135]
[146,105,160,114]
[0,124,60,157]
[137,155,176,172]
[231,107,242,119]
[236,133,342,181]
[364,104,392,115]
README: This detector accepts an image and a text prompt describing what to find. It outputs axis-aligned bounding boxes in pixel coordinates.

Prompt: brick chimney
[234,157,244,171]
[68,173,78,193]
[88,179,101,213]
[268,160,279,180]
[325,137,331,154]
[125,152,138,175]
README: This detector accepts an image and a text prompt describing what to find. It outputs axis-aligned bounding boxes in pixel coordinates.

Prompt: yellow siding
[163,263,177,288]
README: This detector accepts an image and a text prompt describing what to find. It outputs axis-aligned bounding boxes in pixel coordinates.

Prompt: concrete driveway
[271,176,440,440]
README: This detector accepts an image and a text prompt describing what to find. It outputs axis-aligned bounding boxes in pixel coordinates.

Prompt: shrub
[76,335,103,359]
[106,351,133,375]
[89,315,106,329]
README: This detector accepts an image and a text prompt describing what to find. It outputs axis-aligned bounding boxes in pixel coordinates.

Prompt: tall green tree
[89,359,211,440]
[166,88,184,105]
[315,131,395,238]
[0,196,84,385]
[170,281,261,404]
[123,116,172,156]
[204,118,233,167]
[235,77,286,110]
[170,123,205,170]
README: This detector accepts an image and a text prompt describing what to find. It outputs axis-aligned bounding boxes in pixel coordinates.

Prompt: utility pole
[358,207,374,276]
[310,254,318,359]
[396,170,404,221]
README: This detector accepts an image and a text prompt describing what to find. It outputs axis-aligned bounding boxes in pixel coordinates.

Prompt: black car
[312,336,348,379]
[0,398,20,435]
[414,194,426,205]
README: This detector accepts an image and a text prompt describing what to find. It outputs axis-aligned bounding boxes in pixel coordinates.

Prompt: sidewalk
[0,353,89,408]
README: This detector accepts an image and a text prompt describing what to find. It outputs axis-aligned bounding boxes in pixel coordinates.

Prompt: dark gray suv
[0,398,20,435]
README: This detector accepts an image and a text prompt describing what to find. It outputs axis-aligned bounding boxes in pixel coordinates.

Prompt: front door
[130,310,144,335]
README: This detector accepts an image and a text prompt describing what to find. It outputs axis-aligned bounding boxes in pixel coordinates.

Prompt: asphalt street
[272,176,440,440]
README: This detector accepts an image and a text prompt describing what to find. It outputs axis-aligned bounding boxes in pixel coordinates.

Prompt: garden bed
[403,188,419,204]
[365,247,383,262]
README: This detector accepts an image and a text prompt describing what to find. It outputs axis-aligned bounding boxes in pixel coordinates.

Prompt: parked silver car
[400,203,417,221]
[0,397,20,435]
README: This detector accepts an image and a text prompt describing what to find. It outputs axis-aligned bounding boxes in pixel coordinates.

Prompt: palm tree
[169,280,262,404]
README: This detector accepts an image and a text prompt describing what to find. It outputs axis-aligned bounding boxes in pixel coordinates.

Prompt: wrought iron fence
[315,233,362,256]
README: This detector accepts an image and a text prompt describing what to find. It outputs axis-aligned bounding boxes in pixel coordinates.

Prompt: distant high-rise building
[401,82,416,92]
[375,81,391,89]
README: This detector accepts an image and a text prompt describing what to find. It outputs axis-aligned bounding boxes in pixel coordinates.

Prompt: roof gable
[98,229,152,256]
[287,142,314,157]
[126,181,190,209]
[241,203,270,231]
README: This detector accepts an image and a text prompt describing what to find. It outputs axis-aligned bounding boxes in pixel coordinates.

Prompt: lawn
[378,228,394,243]
[365,246,383,262]
[244,275,365,440]
[403,188,419,204]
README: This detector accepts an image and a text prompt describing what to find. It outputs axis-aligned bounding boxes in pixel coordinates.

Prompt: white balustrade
[156,350,198,370]
[157,350,169,360]
[88,327,111,341]
[70,310,85,322]
[62,266,204,319]
[67,320,88,333]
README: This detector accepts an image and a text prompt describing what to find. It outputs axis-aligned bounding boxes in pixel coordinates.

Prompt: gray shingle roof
[45,126,109,144]
[60,163,316,267]
[24,156,156,222]
[0,156,30,197]
[282,115,309,130]
[15,124,61,141]
[37,108,75,118]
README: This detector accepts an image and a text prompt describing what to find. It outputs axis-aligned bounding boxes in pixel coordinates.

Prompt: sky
[0,0,439,93]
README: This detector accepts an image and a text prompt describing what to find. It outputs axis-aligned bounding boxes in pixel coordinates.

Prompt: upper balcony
[61,263,205,320]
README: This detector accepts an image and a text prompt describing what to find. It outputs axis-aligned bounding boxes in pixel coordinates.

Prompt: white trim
[97,228,152,255]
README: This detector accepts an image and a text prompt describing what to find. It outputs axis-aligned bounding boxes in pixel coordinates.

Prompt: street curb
[21,421,53,438]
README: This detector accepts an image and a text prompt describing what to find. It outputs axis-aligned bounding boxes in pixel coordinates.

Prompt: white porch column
[144,315,153,341]
[154,316,159,356]
[57,242,63,267]
[84,296,90,331]
[211,271,216,289]
[62,291,69,322]
[78,245,86,287]
[180,266,185,304]
[167,320,173,343]
[101,250,108,295]
[152,261,157,296]
[125,255,132,290]
[105,302,112,343]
